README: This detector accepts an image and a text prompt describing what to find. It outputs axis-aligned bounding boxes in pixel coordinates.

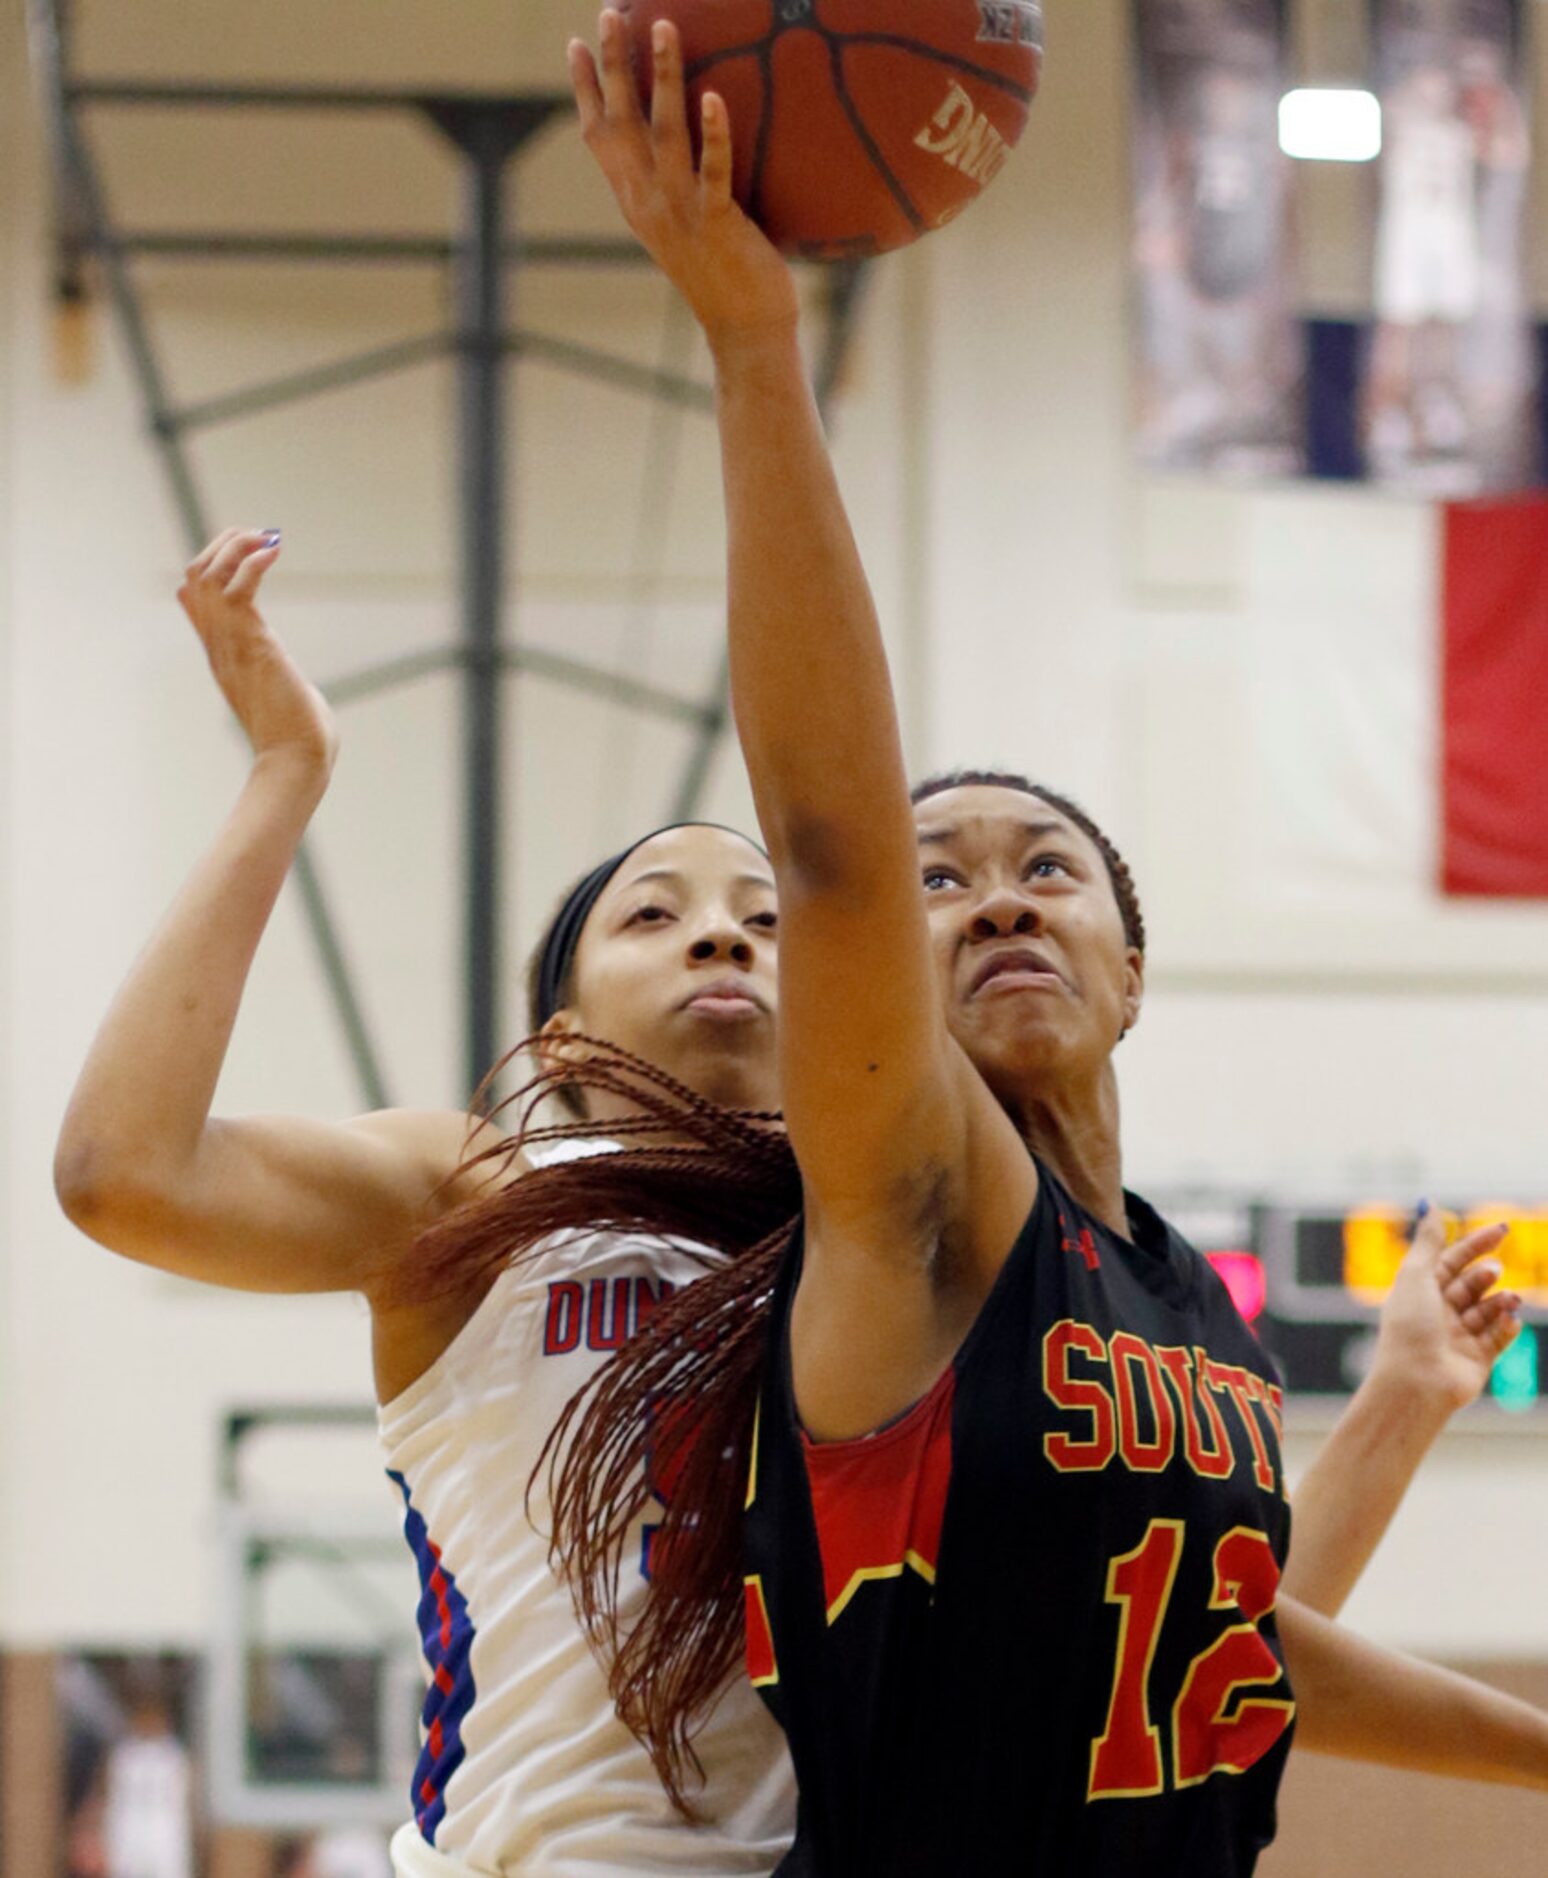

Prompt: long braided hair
[378,849,804,1813]
[383,1038,802,1814]
[387,778,1145,1813]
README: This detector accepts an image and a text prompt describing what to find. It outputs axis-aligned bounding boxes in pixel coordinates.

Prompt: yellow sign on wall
[1343,1206,1548,1307]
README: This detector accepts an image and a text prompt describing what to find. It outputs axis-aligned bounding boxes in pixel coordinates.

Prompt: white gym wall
[2,14,1547,1867]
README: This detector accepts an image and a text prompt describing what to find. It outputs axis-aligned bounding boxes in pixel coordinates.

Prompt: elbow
[1275,1555,1342,1624]
[1275,1596,1350,1729]
[53,1133,114,1235]
[53,1133,162,1245]
[771,810,878,898]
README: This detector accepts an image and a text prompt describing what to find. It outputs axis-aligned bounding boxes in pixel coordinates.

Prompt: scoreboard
[1160,1197,1546,1418]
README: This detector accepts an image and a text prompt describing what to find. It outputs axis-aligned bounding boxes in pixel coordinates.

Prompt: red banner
[1441,496,1548,894]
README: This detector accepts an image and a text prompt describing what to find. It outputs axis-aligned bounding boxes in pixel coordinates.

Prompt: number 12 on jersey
[1089,1519,1295,1801]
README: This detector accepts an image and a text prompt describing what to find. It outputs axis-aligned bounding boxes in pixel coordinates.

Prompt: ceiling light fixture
[1278,87,1383,162]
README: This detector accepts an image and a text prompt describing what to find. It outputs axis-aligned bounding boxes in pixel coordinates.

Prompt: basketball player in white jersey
[54,528,794,1877]
[1368,63,1482,478]
[56,525,1520,1875]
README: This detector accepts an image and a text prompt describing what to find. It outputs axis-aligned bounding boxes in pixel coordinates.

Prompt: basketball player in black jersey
[570,15,1548,1872]
[58,521,1522,1864]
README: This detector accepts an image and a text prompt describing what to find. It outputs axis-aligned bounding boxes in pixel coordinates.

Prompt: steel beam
[507,326,715,412]
[170,332,455,433]
[28,0,393,1110]
[30,0,871,1104]
[68,79,560,114]
[669,257,872,821]
[424,98,565,1098]
[113,232,645,268]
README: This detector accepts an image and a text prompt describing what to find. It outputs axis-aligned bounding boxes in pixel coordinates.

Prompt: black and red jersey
[743,1162,1294,1876]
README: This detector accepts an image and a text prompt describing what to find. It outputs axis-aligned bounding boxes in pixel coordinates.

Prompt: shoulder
[345,1108,525,1215]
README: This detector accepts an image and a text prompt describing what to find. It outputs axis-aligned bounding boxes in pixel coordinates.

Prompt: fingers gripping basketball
[623,0,1044,257]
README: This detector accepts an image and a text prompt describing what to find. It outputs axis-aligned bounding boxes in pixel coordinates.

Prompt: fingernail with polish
[261,529,281,546]
[1416,1198,1430,1219]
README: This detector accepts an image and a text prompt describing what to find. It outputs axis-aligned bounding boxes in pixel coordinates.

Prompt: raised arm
[1279,1594,1548,1792]
[572,18,952,1168]
[710,275,980,1241]
[54,532,502,1342]
[1283,1211,1519,1616]
[570,16,1025,1432]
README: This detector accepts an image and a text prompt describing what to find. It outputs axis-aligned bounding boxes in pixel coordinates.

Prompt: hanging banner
[1365,0,1535,493]
[1128,0,1302,476]
[1441,495,1548,896]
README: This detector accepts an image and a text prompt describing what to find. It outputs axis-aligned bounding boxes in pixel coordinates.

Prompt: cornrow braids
[378,1035,793,1310]
[540,1220,792,1814]
[377,1035,801,1817]
[910,769,1147,956]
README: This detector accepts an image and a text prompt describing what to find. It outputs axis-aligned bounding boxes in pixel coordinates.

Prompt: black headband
[533,823,768,1027]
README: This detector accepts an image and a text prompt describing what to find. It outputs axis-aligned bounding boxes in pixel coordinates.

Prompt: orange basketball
[623,0,1044,257]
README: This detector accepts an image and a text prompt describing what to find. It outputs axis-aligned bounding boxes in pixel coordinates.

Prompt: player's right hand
[1371,1205,1520,1415]
[569,10,800,353]
[178,528,338,776]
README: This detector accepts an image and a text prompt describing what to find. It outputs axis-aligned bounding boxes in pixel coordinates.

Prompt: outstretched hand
[569,9,799,350]
[1372,1207,1521,1414]
[177,529,337,777]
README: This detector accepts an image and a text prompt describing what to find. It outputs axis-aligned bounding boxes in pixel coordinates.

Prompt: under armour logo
[1059,1212,1101,1272]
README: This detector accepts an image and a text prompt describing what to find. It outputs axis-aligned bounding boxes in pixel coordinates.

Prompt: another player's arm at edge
[1281,1173,1520,1618]
[1280,1594,1548,1791]
[53,531,520,1398]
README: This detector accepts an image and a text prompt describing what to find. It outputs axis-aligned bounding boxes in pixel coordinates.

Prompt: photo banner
[1365,0,1535,493]
[1128,0,1302,476]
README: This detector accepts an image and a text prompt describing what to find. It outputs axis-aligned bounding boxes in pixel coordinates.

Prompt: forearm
[713,325,914,881]
[1283,1369,1451,1615]
[1280,1595,1548,1790]
[56,749,327,1205]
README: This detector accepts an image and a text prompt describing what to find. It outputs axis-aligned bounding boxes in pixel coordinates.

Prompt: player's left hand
[569,9,800,352]
[1370,1205,1521,1413]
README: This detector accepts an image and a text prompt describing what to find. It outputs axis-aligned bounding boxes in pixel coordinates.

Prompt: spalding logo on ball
[626,0,1044,256]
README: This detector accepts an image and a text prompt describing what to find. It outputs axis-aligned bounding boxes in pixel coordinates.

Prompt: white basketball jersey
[101,1736,193,1878]
[378,1214,795,1877]
[1377,110,1480,324]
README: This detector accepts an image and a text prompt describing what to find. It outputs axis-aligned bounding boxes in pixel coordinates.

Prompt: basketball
[622,0,1044,257]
